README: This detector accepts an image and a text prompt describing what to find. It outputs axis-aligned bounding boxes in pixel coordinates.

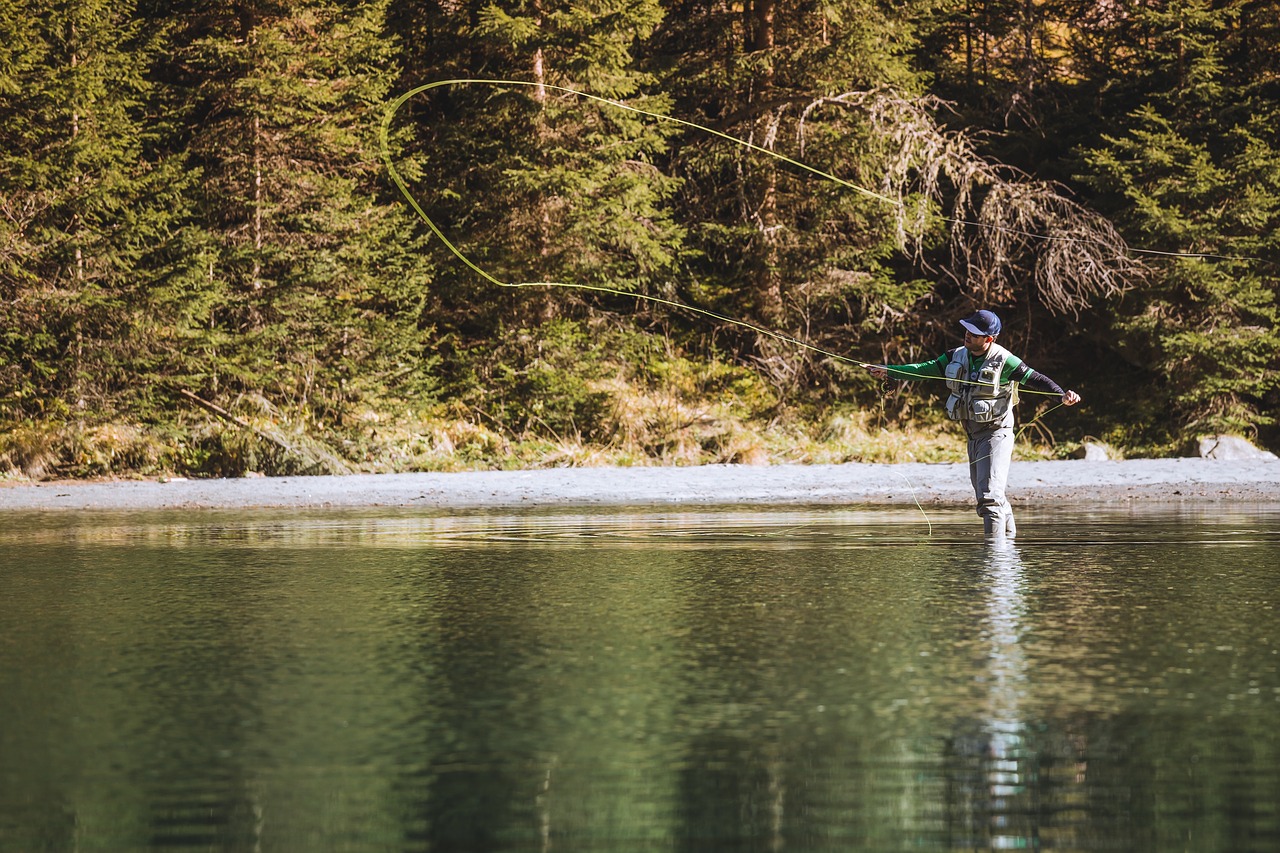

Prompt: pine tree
[647,0,941,389]
[0,0,191,421]
[1081,0,1280,444]
[156,0,436,421]
[387,0,683,330]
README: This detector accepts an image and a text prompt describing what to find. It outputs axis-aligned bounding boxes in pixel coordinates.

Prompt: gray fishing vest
[944,343,1017,426]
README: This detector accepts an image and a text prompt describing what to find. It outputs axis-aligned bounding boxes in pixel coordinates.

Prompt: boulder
[1197,434,1279,461]
[1070,441,1111,461]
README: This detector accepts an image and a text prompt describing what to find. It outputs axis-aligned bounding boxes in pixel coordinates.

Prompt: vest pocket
[969,398,998,422]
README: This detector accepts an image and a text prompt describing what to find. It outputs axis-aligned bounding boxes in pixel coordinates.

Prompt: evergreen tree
[388,0,682,331]
[156,0,436,420]
[0,0,191,421]
[384,0,689,444]
[1081,0,1280,444]
[648,0,943,391]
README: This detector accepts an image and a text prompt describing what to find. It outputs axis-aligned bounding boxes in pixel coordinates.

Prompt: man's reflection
[944,542,1040,849]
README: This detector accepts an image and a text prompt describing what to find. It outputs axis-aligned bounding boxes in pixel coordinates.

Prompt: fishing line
[379,77,1089,397]
[381,78,1267,268]
[378,78,888,376]
[380,79,1105,535]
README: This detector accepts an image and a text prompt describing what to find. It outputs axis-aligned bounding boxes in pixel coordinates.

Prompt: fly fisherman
[866,310,1081,539]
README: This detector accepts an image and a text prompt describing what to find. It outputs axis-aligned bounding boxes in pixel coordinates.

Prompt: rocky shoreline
[2,457,1278,512]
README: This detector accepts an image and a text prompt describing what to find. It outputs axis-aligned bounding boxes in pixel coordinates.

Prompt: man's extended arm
[873,354,950,381]
[1010,362,1064,395]
[1009,362,1081,406]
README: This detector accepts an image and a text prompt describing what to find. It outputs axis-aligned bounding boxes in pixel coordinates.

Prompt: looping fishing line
[379,79,1146,535]
[378,77,1100,396]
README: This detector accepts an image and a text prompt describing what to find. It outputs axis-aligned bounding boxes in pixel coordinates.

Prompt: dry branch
[800,88,1146,316]
[177,389,354,475]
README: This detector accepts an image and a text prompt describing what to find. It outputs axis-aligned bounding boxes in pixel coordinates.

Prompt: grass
[1,400,1083,482]
[0,323,1105,480]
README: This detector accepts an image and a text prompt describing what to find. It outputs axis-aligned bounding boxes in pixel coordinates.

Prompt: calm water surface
[1,504,1278,851]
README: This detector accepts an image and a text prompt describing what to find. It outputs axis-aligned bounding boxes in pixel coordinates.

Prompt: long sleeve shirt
[883,350,1066,396]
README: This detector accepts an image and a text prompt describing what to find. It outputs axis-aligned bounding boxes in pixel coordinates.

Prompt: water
[1,504,1278,851]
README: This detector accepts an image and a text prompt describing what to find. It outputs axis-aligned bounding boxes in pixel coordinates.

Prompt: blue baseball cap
[959,310,1001,337]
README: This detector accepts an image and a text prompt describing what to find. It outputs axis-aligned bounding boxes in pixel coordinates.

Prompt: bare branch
[801,88,1146,316]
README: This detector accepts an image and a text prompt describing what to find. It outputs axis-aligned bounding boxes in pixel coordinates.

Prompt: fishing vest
[943,343,1017,425]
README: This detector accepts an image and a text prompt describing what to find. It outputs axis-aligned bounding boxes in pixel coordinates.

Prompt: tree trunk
[531,3,555,322]
[241,9,263,293]
[749,0,783,323]
[253,113,263,291]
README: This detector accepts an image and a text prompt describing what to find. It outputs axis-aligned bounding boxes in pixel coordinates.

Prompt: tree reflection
[7,513,1277,850]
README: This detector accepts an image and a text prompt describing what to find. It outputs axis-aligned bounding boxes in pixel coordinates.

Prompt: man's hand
[866,365,889,380]
[1062,390,1081,406]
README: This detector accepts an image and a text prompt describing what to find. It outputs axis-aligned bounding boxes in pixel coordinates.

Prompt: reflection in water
[945,543,1037,850]
[1,507,1278,850]
[984,543,1032,850]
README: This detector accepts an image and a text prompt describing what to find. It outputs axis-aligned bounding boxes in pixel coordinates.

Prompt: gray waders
[967,423,1016,539]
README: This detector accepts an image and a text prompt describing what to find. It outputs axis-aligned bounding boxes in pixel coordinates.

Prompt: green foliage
[1080,1,1280,440]
[0,0,192,421]
[646,0,940,399]
[461,319,615,441]
[5,0,1280,476]
[146,0,435,423]
[398,0,682,339]
[435,317,781,464]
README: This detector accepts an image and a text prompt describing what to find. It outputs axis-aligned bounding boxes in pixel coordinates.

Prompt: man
[866,310,1081,539]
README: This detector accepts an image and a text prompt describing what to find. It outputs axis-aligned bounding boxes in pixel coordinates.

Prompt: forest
[2,0,1278,479]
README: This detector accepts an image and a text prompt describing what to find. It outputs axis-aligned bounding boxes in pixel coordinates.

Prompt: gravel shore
[2,457,1278,512]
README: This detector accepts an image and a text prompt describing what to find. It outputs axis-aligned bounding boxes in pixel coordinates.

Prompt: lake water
[1,504,1278,851]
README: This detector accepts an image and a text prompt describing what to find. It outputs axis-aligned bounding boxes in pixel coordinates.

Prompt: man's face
[964,330,993,356]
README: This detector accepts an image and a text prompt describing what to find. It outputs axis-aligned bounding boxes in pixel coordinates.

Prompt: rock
[1197,434,1279,461]
[1071,441,1111,461]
